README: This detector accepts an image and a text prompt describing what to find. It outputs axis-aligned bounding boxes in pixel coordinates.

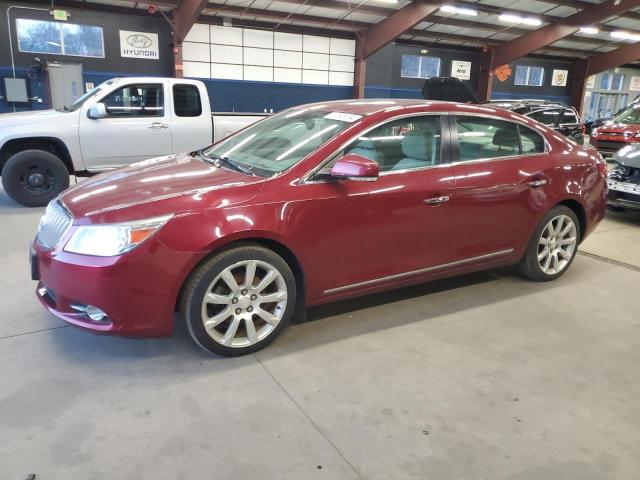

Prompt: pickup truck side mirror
[88,102,107,119]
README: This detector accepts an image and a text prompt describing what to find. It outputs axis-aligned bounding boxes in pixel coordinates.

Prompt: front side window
[173,84,202,117]
[102,84,164,117]
[455,116,520,161]
[202,108,357,176]
[401,55,442,79]
[514,65,545,86]
[16,18,104,58]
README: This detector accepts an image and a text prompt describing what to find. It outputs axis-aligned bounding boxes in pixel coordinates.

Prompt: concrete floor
[1,188,639,480]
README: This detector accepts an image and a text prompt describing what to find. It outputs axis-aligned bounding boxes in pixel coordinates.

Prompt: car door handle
[527,179,548,188]
[148,122,169,130]
[423,195,450,205]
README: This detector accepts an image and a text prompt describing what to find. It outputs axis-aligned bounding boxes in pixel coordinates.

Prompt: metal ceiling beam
[173,0,210,40]
[587,42,640,75]
[490,0,640,69]
[355,1,441,60]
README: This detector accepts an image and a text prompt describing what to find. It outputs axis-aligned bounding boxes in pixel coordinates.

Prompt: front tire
[519,206,580,282]
[1,149,70,207]
[180,245,297,356]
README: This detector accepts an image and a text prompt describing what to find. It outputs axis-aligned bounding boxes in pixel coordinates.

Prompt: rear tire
[518,206,580,282]
[180,245,297,356]
[1,149,69,207]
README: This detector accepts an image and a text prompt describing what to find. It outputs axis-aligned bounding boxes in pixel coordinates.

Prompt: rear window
[561,109,579,125]
[528,108,561,126]
[173,84,202,117]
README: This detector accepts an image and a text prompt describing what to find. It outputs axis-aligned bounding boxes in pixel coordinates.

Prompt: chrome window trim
[323,249,514,295]
[300,112,446,185]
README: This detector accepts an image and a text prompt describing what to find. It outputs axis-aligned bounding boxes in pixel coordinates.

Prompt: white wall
[182,24,355,87]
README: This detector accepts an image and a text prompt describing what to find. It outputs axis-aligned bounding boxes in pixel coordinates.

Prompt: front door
[449,115,554,260]
[307,114,456,297]
[47,62,83,110]
[79,81,173,169]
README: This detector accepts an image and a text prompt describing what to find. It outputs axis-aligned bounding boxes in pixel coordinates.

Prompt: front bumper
[607,179,640,211]
[31,236,197,337]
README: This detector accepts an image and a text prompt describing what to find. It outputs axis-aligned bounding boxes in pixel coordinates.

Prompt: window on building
[173,84,202,117]
[102,84,164,117]
[600,72,624,91]
[400,54,441,79]
[514,65,545,86]
[16,18,104,58]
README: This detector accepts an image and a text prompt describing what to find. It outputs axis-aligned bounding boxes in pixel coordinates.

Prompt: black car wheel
[1,150,70,207]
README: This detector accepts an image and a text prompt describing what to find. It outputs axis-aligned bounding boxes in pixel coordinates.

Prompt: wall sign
[551,69,568,87]
[586,75,595,88]
[120,30,159,60]
[494,65,512,82]
[630,76,640,91]
[451,60,471,80]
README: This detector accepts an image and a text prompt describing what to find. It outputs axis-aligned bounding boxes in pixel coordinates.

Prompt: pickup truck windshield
[202,108,360,176]
[65,88,102,112]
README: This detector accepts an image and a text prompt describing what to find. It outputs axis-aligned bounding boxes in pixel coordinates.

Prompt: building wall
[0,1,173,113]
[581,66,640,121]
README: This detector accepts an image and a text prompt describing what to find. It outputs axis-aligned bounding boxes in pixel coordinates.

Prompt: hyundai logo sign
[127,34,153,49]
[120,30,159,60]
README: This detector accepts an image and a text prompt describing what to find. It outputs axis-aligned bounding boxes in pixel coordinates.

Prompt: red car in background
[31,100,608,356]
[590,104,640,158]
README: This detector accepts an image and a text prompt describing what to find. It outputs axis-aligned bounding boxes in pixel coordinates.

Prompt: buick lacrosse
[31,100,607,356]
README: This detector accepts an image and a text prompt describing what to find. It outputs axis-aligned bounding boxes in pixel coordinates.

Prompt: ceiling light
[373,0,398,3]
[579,26,599,34]
[440,5,478,16]
[499,13,542,26]
[611,30,640,41]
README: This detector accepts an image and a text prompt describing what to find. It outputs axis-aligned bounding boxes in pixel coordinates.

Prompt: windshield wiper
[196,152,256,176]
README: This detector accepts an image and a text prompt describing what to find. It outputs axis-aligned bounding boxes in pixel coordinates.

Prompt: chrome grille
[36,200,72,249]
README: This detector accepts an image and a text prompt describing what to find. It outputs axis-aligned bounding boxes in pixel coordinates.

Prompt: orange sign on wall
[494,64,512,82]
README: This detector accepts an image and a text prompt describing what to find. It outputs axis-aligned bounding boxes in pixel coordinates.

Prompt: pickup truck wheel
[180,246,296,356]
[1,149,69,207]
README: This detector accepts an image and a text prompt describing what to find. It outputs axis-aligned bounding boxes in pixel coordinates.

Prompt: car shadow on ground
[46,265,558,369]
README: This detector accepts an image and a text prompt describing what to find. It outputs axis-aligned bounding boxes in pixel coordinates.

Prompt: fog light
[70,303,108,322]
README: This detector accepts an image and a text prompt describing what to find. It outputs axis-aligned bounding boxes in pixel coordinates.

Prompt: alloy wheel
[537,214,577,275]
[200,260,288,348]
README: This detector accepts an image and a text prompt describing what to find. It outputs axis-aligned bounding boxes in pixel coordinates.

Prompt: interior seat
[492,127,520,154]
[347,139,385,165]
[392,131,436,170]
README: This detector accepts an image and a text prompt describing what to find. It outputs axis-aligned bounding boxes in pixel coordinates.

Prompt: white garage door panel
[275,32,302,51]
[211,45,243,64]
[303,52,330,70]
[330,38,355,56]
[274,50,302,68]
[244,47,273,67]
[329,71,354,86]
[303,69,329,85]
[244,29,274,49]
[303,35,330,53]
[185,23,209,43]
[211,25,243,46]
[329,55,354,73]
[183,42,210,62]
[183,61,211,79]
[274,68,302,84]
[211,63,243,80]
[245,66,273,82]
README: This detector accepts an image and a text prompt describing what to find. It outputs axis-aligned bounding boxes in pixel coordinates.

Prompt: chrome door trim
[323,248,514,295]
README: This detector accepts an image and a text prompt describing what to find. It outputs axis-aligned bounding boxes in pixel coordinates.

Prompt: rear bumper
[32,237,197,337]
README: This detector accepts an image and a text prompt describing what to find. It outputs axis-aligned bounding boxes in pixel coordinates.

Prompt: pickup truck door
[79,81,173,170]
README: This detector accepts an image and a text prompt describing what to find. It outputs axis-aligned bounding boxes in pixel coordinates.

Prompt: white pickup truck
[0,77,265,206]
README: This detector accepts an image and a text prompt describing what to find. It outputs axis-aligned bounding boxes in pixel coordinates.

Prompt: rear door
[449,115,555,261]
[79,81,173,169]
[170,82,212,153]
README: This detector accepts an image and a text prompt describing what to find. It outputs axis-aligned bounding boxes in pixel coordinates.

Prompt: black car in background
[486,99,585,145]
[607,144,640,212]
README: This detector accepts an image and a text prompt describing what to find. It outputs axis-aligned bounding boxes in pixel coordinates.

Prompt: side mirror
[88,102,107,119]
[330,154,379,182]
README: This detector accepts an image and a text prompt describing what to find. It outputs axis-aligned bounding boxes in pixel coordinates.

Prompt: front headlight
[64,214,172,256]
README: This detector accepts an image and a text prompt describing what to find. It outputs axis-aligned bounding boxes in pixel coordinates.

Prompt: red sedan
[31,100,608,356]
[590,104,640,158]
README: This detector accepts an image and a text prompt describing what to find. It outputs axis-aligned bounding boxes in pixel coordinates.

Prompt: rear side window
[519,126,545,154]
[102,83,163,117]
[454,116,520,161]
[173,84,202,117]
[561,109,579,125]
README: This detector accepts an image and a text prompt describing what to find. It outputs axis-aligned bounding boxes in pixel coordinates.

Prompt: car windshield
[615,106,640,125]
[201,108,360,176]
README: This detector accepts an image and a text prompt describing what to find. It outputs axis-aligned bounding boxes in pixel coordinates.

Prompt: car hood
[594,122,640,134]
[612,144,640,168]
[0,108,73,127]
[60,153,266,220]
